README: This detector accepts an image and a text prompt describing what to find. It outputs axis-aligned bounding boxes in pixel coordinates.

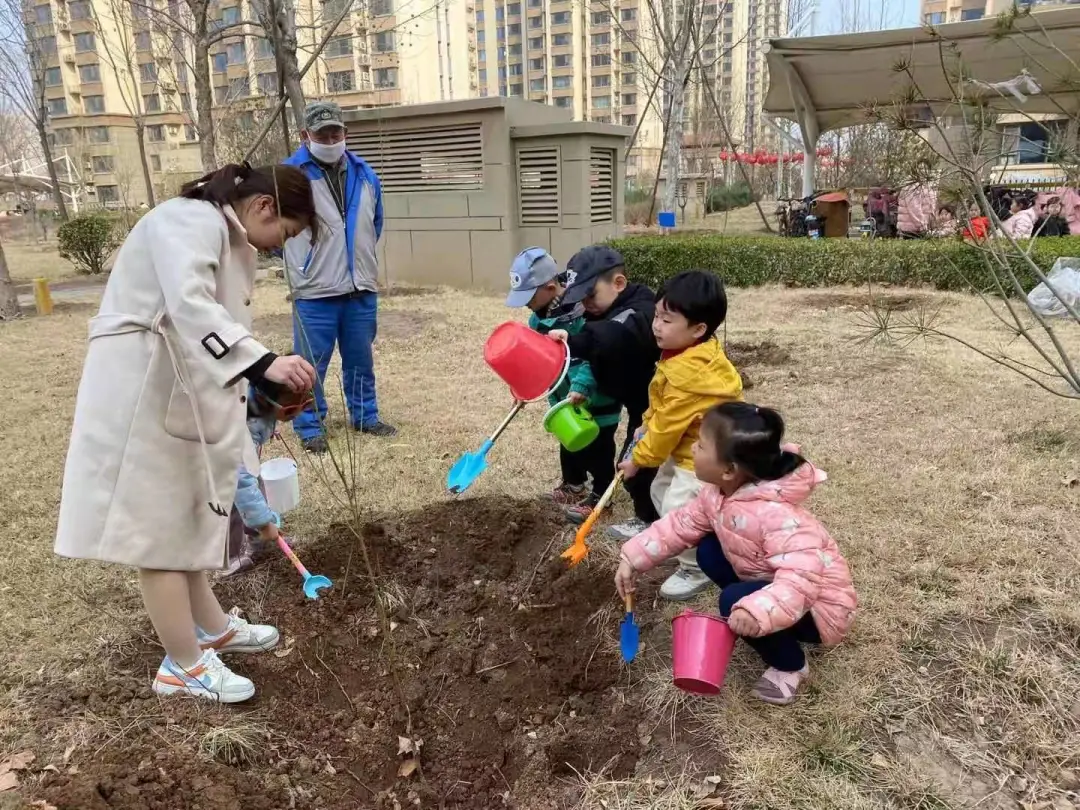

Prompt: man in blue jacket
[283,100,396,453]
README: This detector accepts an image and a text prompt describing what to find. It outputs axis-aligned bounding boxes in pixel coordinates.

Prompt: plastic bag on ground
[1027,257,1080,318]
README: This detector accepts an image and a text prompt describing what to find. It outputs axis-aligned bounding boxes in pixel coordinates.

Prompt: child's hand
[615,557,638,600]
[618,458,640,479]
[258,521,280,542]
[548,329,569,343]
[727,608,760,637]
[568,391,588,405]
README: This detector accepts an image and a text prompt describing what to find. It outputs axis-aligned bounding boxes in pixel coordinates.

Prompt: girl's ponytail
[180,162,253,205]
[704,402,805,482]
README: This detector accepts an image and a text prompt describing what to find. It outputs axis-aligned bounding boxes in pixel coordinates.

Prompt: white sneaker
[606,518,651,541]
[198,611,280,654]
[659,567,711,601]
[152,649,256,703]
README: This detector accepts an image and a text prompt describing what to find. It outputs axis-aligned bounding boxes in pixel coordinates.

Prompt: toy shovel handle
[276,535,310,578]
[624,593,634,614]
[573,470,624,546]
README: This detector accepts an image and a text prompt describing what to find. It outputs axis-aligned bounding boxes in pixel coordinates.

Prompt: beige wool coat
[55,197,268,571]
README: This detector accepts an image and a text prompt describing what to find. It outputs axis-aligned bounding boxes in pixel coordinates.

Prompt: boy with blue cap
[507,247,621,513]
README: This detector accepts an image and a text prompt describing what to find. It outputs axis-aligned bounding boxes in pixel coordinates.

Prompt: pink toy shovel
[276,535,332,600]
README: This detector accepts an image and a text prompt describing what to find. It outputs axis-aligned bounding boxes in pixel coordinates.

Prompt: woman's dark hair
[702,401,804,481]
[180,163,318,240]
[655,270,727,340]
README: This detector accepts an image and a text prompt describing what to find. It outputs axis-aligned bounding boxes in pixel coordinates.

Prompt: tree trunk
[134,122,157,207]
[275,0,306,132]
[0,236,21,320]
[36,117,69,221]
[189,2,216,170]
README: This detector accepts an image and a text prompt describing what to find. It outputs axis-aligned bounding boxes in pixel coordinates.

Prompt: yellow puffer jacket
[632,336,743,470]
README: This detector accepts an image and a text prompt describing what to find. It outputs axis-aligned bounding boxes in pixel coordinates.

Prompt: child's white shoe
[607,518,650,541]
[659,567,711,600]
[152,650,256,703]
[752,664,810,705]
[198,611,280,654]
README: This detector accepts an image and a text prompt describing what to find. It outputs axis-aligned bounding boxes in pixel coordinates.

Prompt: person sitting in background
[1002,192,1038,240]
[1035,196,1071,237]
[929,204,958,237]
[962,201,990,242]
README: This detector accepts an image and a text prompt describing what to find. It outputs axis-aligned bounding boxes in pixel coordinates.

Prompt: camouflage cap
[304,100,344,132]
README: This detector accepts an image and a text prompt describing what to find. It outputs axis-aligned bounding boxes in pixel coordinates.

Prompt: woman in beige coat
[56,163,317,703]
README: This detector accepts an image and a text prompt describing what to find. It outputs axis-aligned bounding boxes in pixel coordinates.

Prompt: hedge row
[608,235,1080,292]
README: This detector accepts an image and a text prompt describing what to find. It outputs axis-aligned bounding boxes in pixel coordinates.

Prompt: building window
[374,31,395,51]
[147,124,165,141]
[529,78,545,91]
[622,92,636,106]
[593,95,610,108]
[87,125,110,143]
[46,97,67,116]
[222,5,240,23]
[69,1,91,19]
[509,42,522,55]
[552,54,570,67]
[35,4,52,23]
[84,95,105,113]
[478,68,487,82]
[97,185,119,204]
[553,74,571,89]
[622,113,637,126]
[591,10,606,23]
[507,2,520,13]
[591,53,610,66]
[229,75,249,97]
[51,128,75,146]
[592,74,609,87]
[621,6,636,20]
[91,155,114,173]
[591,32,609,46]
[44,66,62,86]
[328,69,355,91]
[370,0,393,14]
[960,8,983,19]
[621,51,636,64]
[528,14,542,27]
[529,57,543,70]
[185,124,197,140]
[140,62,157,81]
[150,154,162,171]
[256,38,274,58]
[475,8,484,20]
[495,4,504,20]
[552,32,569,46]
[143,93,161,111]
[508,22,521,34]
[374,67,397,88]
[180,92,192,109]
[326,36,352,56]
[213,52,227,72]
[135,31,151,50]
[74,32,96,52]
[528,35,543,48]
[510,82,522,94]
[508,62,522,75]
[550,10,569,24]
[226,42,245,64]
[622,72,636,85]
[554,95,571,108]
[1001,120,1065,164]
[923,11,945,24]
[257,72,276,94]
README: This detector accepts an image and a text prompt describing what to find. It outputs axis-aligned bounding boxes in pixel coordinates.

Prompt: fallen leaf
[67,766,80,775]
[396,736,423,756]
[0,751,35,775]
[62,745,75,765]
[397,758,420,778]
[272,645,294,659]
[42,764,60,773]
[692,775,722,799]
[871,753,890,769]
[0,771,18,792]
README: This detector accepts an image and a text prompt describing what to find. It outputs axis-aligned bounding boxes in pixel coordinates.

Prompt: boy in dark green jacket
[507,248,621,512]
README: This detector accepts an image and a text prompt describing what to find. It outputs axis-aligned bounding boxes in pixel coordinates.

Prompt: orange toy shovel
[561,471,624,567]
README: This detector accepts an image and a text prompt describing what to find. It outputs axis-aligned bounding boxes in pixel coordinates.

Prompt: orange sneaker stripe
[200,627,237,650]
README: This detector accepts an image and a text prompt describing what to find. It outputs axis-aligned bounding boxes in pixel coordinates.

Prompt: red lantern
[793,152,805,162]
[816,145,833,158]
[719,150,730,161]
[746,155,758,165]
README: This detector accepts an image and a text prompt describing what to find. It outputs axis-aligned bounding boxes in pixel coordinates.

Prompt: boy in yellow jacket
[616,270,743,600]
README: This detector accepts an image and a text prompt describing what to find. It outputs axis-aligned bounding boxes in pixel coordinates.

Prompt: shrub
[624,199,657,226]
[57,213,121,275]
[705,182,755,214]
[608,234,1080,292]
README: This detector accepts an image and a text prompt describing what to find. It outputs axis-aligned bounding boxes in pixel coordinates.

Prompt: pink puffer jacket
[621,459,857,645]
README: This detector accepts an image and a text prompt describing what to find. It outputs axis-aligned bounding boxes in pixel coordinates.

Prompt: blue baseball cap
[505,247,561,307]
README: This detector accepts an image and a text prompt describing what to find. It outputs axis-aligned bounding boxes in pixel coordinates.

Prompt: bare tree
[0,234,19,320]
[0,0,70,219]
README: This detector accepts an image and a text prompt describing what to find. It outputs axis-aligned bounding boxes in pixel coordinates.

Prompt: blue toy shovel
[620,594,639,663]
[276,535,333,600]
[446,401,526,494]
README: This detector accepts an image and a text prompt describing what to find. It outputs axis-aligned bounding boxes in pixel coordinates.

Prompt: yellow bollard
[33,278,53,316]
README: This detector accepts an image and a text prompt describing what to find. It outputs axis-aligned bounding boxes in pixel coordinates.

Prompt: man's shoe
[358,421,398,438]
[302,435,328,454]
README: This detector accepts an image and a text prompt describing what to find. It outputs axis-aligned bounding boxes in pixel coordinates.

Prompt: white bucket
[261,457,300,514]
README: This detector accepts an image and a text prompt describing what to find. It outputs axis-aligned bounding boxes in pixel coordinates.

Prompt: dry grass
[2,266,1080,809]
[4,241,78,283]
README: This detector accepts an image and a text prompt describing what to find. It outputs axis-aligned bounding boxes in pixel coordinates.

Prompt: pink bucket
[672,610,736,695]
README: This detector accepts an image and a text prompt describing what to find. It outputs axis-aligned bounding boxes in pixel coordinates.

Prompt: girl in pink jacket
[615,402,857,705]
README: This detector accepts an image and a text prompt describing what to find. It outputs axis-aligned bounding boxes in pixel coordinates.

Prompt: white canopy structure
[762,7,1080,195]
[0,155,86,212]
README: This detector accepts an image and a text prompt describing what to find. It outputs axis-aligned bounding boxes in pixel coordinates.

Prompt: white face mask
[308,139,346,164]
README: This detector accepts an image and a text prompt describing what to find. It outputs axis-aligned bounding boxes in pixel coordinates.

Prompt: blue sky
[812,0,921,33]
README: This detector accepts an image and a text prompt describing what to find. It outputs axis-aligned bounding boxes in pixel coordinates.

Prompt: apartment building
[921,0,1076,25]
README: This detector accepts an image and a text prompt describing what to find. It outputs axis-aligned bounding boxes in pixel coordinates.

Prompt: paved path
[15,278,105,310]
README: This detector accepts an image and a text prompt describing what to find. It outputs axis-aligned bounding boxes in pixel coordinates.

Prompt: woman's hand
[265,354,315,393]
[615,557,638,600]
[727,607,761,637]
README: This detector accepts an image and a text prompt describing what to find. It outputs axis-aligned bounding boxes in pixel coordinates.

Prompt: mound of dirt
[32,497,653,810]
